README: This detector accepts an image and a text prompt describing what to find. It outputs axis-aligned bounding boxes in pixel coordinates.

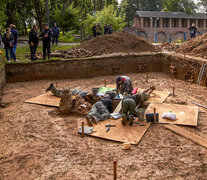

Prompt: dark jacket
[39,29,53,43]
[92,25,96,33]
[29,29,39,45]
[11,29,18,45]
[2,33,14,49]
[188,26,197,34]
[52,27,60,37]
[100,98,113,113]
[122,94,139,105]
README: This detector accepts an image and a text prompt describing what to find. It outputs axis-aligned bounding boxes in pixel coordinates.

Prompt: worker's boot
[46,83,63,97]
[129,115,134,126]
[122,114,127,126]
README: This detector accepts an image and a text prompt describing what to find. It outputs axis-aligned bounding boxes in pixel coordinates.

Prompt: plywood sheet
[87,119,151,145]
[25,93,60,107]
[165,124,207,149]
[142,90,171,106]
[145,103,198,126]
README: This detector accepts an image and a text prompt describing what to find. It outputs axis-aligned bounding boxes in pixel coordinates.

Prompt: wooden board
[145,103,198,126]
[87,119,151,145]
[165,124,207,149]
[142,90,171,106]
[113,100,122,113]
[25,93,60,107]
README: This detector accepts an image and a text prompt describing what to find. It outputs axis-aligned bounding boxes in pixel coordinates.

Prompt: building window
[172,18,179,28]
[198,19,204,28]
[143,17,150,28]
[190,19,196,26]
[153,19,160,27]
[181,19,187,28]
[162,18,169,28]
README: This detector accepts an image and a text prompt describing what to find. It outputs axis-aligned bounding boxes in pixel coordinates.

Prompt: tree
[83,5,126,36]
[162,0,197,14]
[197,0,207,13]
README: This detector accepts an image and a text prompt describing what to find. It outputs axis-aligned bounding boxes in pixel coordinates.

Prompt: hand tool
[105,124,116,132]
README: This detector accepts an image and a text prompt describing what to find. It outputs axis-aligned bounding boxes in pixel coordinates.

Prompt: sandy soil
[0,72,207,180]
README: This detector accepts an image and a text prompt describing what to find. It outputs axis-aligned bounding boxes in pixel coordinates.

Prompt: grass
[0,45,77,63]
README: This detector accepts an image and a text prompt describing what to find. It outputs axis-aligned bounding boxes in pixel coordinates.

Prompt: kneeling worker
[116,76,133,96]
[122,86,155,126]
[86,90,117,126]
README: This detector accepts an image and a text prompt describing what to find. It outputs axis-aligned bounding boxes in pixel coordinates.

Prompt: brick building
[130,11,207,43]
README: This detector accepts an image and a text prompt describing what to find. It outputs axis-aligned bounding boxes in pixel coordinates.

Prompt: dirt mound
[79,31,155,55]
[52,31,155,58]
[178,33,207,58]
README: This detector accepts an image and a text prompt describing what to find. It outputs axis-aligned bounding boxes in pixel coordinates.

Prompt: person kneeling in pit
[122,86,155,126]
[86,90,117,126]
[116,76,133,96]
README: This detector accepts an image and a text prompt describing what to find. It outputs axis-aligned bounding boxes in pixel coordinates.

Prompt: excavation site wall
[0,66,6,95]
[5,52,207,86]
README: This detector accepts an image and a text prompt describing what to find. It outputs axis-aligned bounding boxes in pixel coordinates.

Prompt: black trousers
[30,44,37,61]
[43,42,51,59]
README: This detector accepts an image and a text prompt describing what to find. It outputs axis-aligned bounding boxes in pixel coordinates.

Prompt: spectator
[52,23,60,45]
[2,28,17,62]
[104,24,108,35]
[96,23,102,36]
[92,23,96,37]
[108,24,113,34]
[188,23,197,39]
[9,24,18,60]
[29,25,39,61]
[39,24,53,60]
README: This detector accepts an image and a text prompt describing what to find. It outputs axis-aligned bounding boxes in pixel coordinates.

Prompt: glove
[117,94,120,98]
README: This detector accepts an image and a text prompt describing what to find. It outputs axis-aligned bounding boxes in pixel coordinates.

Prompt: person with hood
[52,23,60,45]
[9,24,18,60]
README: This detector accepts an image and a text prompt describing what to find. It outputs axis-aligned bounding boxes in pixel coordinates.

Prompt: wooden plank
[25,93,60,107]
[145,103,198,126]
[88,118,151,145]
[113,100,122,113]
[142,90,171,106]
[165,124,207,149]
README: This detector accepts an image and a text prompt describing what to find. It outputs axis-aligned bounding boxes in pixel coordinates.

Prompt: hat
[122,142,131,150]
[116,76,122,82]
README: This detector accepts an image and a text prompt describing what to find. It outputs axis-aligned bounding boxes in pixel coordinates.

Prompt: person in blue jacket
[9,24,18,60]
[52,23,60,45]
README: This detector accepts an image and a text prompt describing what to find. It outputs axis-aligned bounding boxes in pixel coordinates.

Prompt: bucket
[92,87,99,96]
[135,108,146,122]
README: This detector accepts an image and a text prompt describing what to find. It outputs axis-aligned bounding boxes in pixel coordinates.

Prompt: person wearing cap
[116,76,133,96]
[39,24,53,60]
[121,86,155,126]
[9,24,18,61]
[29,25,39,61]
[52,23,60,45]
[188,23,197,39]
[2,27,17,62]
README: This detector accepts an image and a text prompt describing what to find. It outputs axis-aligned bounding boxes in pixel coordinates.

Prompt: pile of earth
[178,32,207,58]
[52,31,156,58]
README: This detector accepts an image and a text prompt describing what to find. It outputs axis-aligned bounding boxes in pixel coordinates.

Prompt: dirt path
[0,72,207,179]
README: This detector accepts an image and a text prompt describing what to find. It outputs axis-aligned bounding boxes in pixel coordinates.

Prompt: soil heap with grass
[178,32,207,58]
[52,31,155,58]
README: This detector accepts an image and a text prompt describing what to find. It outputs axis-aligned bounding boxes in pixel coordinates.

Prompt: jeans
[5,47,16,61]
[10,44,17,59]
[52,36,58,45]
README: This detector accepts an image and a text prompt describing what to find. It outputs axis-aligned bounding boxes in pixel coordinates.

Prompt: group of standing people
[92,23,113,37]
[0,24,18,62]
[29,23,60,61]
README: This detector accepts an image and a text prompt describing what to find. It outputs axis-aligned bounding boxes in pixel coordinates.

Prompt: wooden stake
[56,81,58,87]
[153,108,156,122]
[82,121,84,137]
[172,86,175,96]
[113,161,117,180]
[104,80,107,87]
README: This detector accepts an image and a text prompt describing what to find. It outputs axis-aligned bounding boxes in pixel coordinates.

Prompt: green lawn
[0,45,77,64]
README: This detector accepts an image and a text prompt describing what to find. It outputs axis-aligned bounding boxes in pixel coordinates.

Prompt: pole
[113,161,117,180]
[46,0,50,25]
